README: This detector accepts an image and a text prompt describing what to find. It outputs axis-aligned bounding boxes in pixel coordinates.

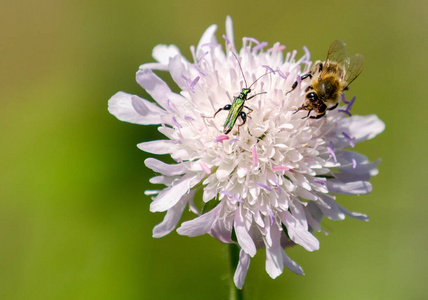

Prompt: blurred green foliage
[1,0,427,299]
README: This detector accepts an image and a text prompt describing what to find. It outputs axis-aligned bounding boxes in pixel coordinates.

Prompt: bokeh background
[1,0,427,299]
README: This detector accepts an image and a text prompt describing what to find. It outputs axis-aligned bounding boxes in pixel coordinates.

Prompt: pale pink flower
[108,16,384,288]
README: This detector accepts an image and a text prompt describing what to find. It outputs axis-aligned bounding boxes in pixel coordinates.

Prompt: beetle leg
[213,104,232,118]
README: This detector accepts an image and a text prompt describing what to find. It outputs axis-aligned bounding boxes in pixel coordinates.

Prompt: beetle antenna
[248,70,275,90]
[232,52,248,88]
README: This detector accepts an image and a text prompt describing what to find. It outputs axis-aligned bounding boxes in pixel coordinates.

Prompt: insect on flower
[213,53,272,134]
[108,16,385,290]
[287,40,364,119]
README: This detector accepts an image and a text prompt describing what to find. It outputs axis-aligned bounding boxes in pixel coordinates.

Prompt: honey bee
[287,40,364,119]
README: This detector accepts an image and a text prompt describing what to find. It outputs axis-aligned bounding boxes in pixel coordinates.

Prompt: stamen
[342,131,355,148]
[182,76,198,93]
[220,190,233,198]
[268,207,275,226]
[199,161,212,174]
[327,141,337,163]
[215,135,230,143]
[252,146,258,167]
[229,138,239,144]
[314,178,326,186]
[172,117,183,128]
[339,95,356,116]
[243,37,260,48]
[198,51,209,64]
[234,195,244,203]
[253,41,268,52]
[270,179,281,194]
[257,182,272,191]
[166,99,173,112]
[190,76,200,91]
[303,46,311,62]
[222,34,231,45]
[262,65,276,73]
[272,166,290,172]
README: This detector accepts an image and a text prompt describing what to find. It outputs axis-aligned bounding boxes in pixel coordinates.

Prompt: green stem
[228,243,244,300]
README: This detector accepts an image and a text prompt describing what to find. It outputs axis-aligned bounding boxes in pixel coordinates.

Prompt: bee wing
[324,40,348,67]
[344,54,364,86]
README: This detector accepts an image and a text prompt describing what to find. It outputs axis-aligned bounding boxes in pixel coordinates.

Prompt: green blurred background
[1,0,427,299]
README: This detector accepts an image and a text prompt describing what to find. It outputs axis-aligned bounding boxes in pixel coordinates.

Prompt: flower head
[108,16,384,288]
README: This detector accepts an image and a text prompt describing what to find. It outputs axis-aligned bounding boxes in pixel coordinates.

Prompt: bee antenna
[232,52,248,88]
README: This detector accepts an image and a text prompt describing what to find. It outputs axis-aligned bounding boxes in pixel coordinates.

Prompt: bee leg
[293,107,312,119]
[309,112,326,119]
[314,61,323,73]
[286,73,312,95]
[213,104,232,118]
[293,107,301,115]
[327,103,339,111]
[302,110,313,119]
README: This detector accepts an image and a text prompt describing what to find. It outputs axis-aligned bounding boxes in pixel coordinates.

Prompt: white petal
[216,160,237,181]
[279,211,319,251]
[177,202,223,236]
[150,173,200,212]
[234,206,256,257]
[265,225,284,278]
[137,140,177,155]
[108,92,165,125]
[317,194,345,221]
[234,250,250,289]
[209,216,233,243]
[144,158,188,176]
[131,95,167,124]
[282,251,304,275]
[152,191,191,237]
[136,69,185,109]
[340,115,385,143]
[152,44,181,65]
[327,179,372,195]
[196,24,218,56]
[337,151,380,176]
[290,201,308,228]
[225,16,235,49]
[322,196,369,221]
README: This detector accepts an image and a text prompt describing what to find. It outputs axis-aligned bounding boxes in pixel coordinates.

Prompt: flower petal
[282,251,304,275]
[322,196,369,221]
[144,158,188,176]
[279,211,319,251]
[234,206,256,257]
[136,69,185,109]
[225,16,235,49]
[177,202,223,236]
[131,95,167,124]
[196,24,218,56]
[234,250,250,289]
[150,173,200,212]
[339,114,385,143]
[265,225,284,279]
[327,179,372,195]
[152,191,191,237]
[108,92,166,125]
[137,140,177,155]
[153,44,181,65]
